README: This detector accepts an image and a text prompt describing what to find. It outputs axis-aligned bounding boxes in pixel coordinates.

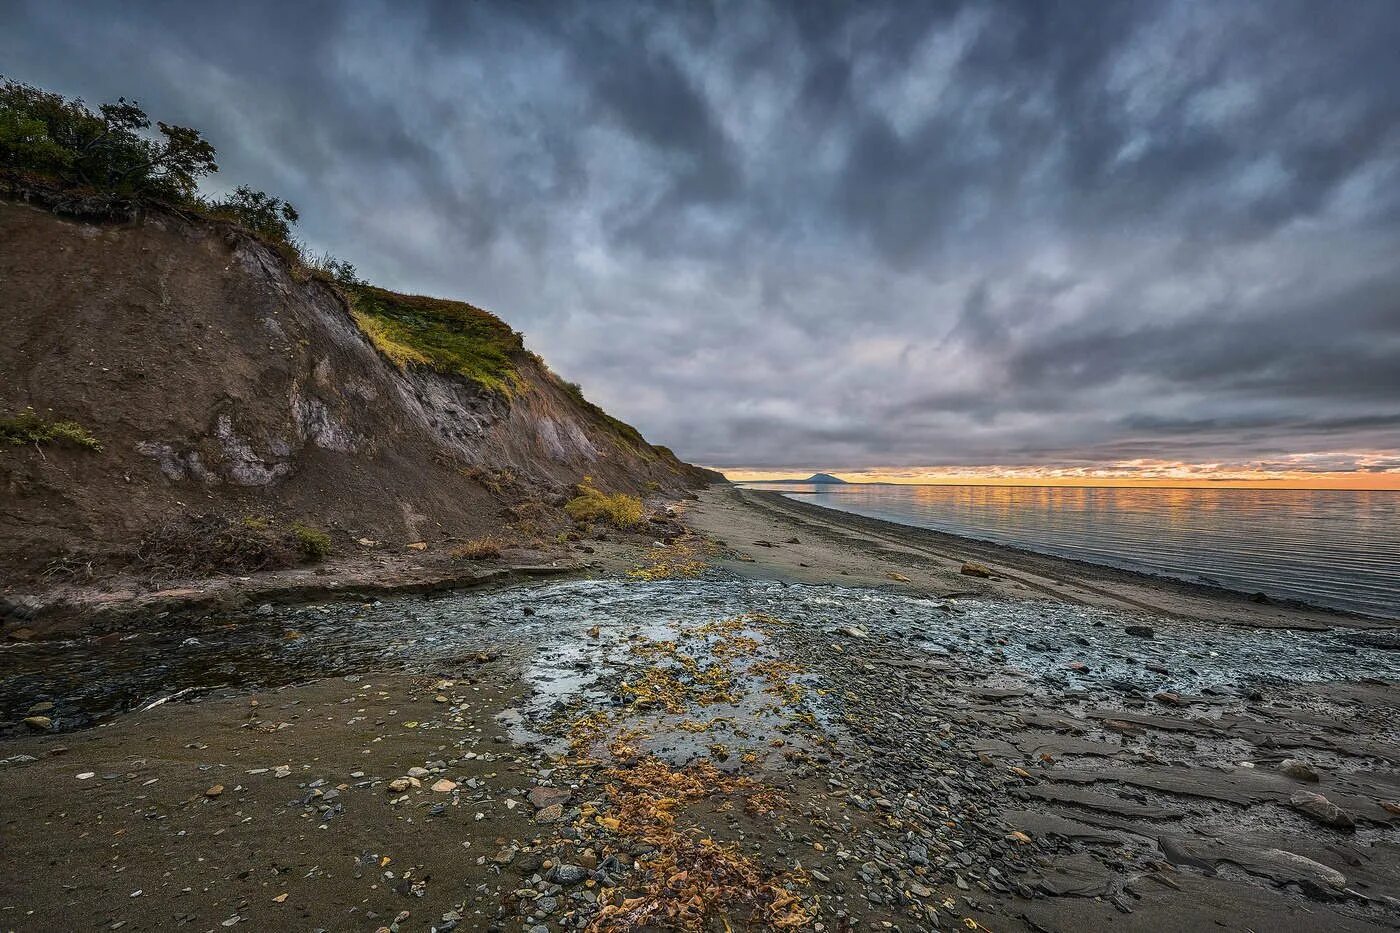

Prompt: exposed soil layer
[0,198,714,595]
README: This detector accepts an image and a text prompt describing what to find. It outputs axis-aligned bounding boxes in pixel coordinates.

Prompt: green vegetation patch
[1,409,102,451]
[349,286,526,396]
[565,478,645,528]
[289,522,332,562]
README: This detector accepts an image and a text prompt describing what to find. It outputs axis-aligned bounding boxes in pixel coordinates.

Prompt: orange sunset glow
[722,460,1400,490]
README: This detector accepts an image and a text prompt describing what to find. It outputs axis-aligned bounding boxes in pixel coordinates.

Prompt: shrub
[304,250,364,287]
[451,536,502,561]
[461,466,522,499]
[289,522,331,562]
[1,78,216,200]
[205,185,298,243]
[565,478,644,528]
[132,514,296,579]
[0,408,101,451]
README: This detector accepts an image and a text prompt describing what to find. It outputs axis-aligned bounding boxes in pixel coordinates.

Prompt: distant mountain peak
[804,472,847,484]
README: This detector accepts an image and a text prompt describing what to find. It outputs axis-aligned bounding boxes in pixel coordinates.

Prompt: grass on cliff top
[348,285,527,397]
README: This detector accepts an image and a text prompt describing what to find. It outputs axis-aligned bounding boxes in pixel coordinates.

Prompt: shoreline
[7,481,1392,644]
[692,484,1399,631]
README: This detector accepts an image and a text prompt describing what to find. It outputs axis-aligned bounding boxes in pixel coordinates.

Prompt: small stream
[2,578,1395,732]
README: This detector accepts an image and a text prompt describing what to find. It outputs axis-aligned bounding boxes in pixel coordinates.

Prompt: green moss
[348,285,526,397]
[565,478,645,528]
[289,522,331,562]
[0,409,102,451]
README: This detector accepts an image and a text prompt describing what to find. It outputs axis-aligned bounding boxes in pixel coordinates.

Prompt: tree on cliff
[0,79,216,200]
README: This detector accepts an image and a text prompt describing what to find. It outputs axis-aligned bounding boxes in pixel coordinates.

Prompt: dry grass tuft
[450,536,502,561]
[565,478,644,528]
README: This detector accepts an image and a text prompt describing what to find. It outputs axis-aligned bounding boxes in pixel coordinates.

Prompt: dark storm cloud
[5,0,1399,474]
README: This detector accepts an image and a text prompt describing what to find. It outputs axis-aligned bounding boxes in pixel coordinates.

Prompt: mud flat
[1,489,1398,932]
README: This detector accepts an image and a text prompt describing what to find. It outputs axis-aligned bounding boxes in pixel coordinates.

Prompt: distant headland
[745,472,850,485]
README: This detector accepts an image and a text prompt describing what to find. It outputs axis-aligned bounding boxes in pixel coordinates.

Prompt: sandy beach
[2,484,1398,932]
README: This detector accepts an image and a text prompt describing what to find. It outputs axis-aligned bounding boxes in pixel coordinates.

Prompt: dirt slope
[0,198,715,587]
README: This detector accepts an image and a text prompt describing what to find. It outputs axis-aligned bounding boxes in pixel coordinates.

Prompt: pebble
[1289,791,1354,830]
[550,864,589,886]
[534,803,564,823]
[1280,759,1320,782]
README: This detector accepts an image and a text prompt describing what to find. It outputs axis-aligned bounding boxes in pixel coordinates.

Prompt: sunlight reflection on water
[743,483,1400,617]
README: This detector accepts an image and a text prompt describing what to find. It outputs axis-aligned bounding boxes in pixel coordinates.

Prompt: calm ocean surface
[740,483,1400,618]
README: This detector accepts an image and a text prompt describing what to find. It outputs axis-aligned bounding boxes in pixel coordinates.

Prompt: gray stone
[1289,791,1354,830]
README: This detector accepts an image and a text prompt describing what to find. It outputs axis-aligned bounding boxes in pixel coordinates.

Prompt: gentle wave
[741,484,1400,618]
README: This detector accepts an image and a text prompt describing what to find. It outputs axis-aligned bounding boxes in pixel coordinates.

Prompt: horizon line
[717,472,1400,492]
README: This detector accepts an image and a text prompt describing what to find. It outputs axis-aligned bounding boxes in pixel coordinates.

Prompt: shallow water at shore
[743,482,1400,618]
[2,578,1396,732]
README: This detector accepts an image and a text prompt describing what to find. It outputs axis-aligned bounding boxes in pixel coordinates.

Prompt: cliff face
[0,199,714,582]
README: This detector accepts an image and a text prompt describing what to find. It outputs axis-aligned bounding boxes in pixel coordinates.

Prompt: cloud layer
[6,0,1399,474]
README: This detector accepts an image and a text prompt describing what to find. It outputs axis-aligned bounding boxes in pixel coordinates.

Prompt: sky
[6,0,1400,488]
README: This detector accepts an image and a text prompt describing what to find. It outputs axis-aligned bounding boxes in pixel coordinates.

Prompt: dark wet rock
[1086,710,1212,734]
[1032,853,1120,897]
[1160,836,1347,894]
[1000,809,1127,845]
[1016,711,1084,732]
[1124,625,1155,638]
[1016,785,1184,821]
[1013,734,1123,758]
[971,688,1029,702]
[1339,631,1400,651]
[513,851,546,875]
[548,864,589,886]
[1289,791,1355,830]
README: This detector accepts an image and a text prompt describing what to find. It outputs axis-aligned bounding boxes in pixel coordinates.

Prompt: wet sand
[2,484,1398,932]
